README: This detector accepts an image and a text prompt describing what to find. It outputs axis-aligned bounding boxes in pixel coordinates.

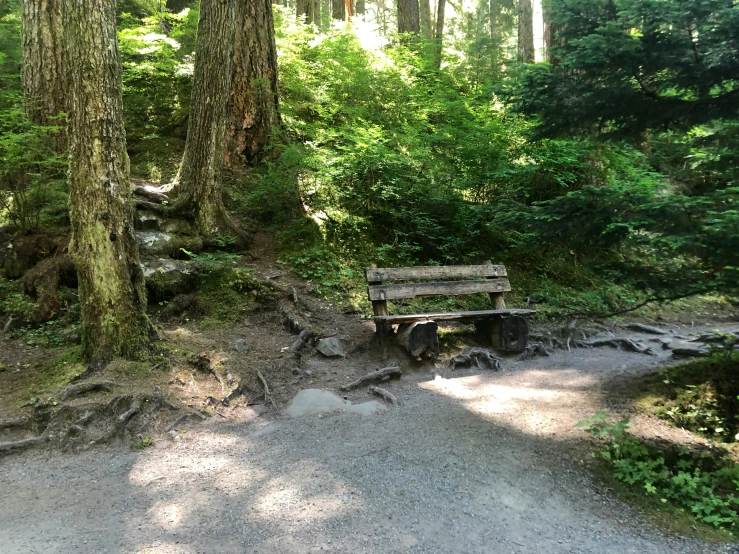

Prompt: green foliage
[26,347,85,400]
[181,250,277,323]
[640,353,739,442]
[118,8,197,179]
[133,436,155,450]
[578,413,739,529]
[510,0,739,138]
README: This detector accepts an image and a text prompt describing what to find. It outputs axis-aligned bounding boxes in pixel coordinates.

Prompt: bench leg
[476,316,528,353]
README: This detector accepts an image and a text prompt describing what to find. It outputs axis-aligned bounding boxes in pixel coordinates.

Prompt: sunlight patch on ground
[254,476,361,522]
[420,369,600,435]
[147,501,185,530]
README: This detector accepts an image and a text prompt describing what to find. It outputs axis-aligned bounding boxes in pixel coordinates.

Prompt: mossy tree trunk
[65,0,151,361]
[225,0,280,165]
[398,0,420,34]
[175,0,236,235]
[22,0,66,146]
[518,0,534,63]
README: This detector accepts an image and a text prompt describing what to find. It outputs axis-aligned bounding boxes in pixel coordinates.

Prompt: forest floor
[1,234,738,553]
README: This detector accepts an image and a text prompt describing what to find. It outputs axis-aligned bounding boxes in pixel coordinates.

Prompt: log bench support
[366,261,534,355]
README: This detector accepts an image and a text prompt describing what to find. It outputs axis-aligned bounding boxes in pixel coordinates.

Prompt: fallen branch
[60,381,114,401]
[256,370,277,407]
[369,386,398,406]
[340,366,402,391]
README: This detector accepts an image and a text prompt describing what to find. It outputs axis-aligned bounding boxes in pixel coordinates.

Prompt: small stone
[316,337,345,358]
[232,338,249,354]
[303,370,313,377]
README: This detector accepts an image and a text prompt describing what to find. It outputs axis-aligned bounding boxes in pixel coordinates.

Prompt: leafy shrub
[578,412,739,529]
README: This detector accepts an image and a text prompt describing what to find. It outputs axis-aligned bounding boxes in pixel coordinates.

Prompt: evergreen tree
[65,0,151,361]
[517,0,534,63]
[175,0,236,235]
[226,0,280,164]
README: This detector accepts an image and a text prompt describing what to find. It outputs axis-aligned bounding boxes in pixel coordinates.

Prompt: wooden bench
[365,262,534,357]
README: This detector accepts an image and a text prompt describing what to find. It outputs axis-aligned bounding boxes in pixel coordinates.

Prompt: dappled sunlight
[255,477,357,522]
[148,501,185,530]
[420,368,601,436]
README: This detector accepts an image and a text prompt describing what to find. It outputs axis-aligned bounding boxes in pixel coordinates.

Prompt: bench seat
[373,309,535,325]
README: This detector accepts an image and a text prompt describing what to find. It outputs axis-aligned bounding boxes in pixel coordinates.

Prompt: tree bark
[176,0,235,235]
[355,0,365,16]
[398,0,420,34]
[65,0,151,361]
[296,0,314,22]
[434,0,445,67]
[226,0,280,166]
[419,0,432,38]
[313,0,321,23]
[517,0,534,63]
[331,0,345,20]
[21,0,66,144]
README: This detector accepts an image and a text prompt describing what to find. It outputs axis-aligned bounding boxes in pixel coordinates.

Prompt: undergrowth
[638,353,739,443]
[578,412,739,533]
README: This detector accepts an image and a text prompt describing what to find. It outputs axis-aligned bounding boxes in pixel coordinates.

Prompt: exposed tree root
[516,342,556,361]
[576,337,653,355]
[340,366,402,391]
[256,370,277,407]
[0,434,49,454]
[450,348,502,371]
[165,412,207,433]
[0,417,32,431]
[60,381,114,401]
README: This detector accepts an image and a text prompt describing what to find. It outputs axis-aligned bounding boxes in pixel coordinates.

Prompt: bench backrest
[365,262,510,305]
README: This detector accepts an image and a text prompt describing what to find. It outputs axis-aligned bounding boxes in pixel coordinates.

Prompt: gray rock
[141,258,199,299]
[134,211,163,232]
[316,336,345,358]
[232,338,249,354]
[136,231,173,255]
[286,389,386,418]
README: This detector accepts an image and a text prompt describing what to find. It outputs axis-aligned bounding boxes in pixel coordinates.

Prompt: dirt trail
[2,331,737,553]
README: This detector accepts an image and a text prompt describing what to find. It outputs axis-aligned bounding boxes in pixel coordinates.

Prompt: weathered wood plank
[373,309,534,325]
[368,279,511,301]
[365,264,507,282]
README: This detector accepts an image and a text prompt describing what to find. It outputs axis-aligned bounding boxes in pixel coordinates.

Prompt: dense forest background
[1,0,738,345]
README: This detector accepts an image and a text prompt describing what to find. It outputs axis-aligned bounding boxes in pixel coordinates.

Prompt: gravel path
[1,344,736,553]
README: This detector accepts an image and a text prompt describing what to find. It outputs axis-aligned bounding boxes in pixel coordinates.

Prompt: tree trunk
[489,0,498,72]
[65,0,151,361]
[296,0,314,22]
[226,0,280,165]
[344,0,353,20]
[517,0,534,63]
[21,0,66,144]
[398,0,420,34]
[355,0,365,16]
[176,0,235,235]
[165,0,191,12]
[434,0,445,67]
[542,0,556,63]
[313,0,321,24]
[419,0,432,38]
[331,0,345,20]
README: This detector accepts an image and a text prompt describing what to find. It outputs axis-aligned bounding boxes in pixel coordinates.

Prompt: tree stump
[397,320,440,359]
